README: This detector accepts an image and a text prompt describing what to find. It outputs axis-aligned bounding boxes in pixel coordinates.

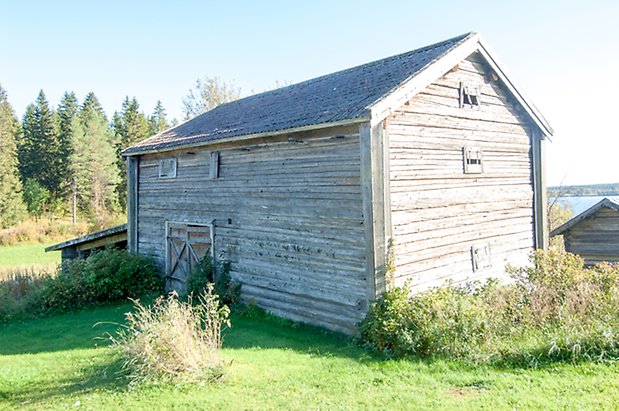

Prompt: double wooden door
[166,222,213,292]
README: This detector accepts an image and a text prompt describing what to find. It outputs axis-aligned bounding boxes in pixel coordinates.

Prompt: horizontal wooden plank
[389,179,532,195]
[240,285,362,334]
[390,113,528,135]
[234,269,365,307]
[394,233,534,272]
[400,99,523,126]
[393,221,534,259]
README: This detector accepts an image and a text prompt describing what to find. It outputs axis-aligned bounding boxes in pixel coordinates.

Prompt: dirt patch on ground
[448,386,488,398]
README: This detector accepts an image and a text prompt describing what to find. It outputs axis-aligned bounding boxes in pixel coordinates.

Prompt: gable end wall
[386,54,536,290]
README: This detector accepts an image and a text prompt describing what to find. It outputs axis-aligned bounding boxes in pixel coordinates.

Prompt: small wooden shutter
[159,158,177,179]
[209,151,220,179]
[463,146,484,174]
[166,222,213,292]
[471,243,491,272]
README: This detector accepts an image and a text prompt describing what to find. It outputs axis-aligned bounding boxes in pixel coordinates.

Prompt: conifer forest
[0,78,238,234]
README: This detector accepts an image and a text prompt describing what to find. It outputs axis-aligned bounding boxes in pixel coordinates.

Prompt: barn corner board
[122,32,553,334]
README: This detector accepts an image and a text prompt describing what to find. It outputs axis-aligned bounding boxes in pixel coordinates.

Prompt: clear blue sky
[2,0,617,186]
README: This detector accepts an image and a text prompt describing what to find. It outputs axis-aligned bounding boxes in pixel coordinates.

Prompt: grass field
[0,243,59,277]
[0,304,617,409]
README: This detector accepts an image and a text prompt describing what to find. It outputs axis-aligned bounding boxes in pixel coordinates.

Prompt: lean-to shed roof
[45,224,128,252]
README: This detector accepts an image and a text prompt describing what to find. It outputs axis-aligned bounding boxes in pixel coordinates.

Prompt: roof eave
[122,117,370,157]
[476,35,554,138]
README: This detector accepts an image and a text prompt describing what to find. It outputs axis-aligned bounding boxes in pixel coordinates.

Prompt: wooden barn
[122,32,553,334]
[551,198,619,265]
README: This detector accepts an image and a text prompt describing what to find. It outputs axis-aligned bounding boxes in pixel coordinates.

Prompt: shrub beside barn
[122,33,553,334]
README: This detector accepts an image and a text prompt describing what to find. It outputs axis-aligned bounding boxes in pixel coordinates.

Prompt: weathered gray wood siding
[563,208,619,265]
[136,127,366,334]
[386,55,535,290]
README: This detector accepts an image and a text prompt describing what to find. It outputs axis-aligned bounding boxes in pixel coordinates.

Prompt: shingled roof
[123,33,476,155]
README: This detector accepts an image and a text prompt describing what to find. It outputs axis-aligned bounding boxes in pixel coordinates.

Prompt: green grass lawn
[0,243,59,276]
[0,304,618,409]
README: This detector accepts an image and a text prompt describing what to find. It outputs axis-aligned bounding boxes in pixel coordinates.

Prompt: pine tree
[149,100,170,135]
[112,97,150,208]
[0,84,26,227]
[18,90,62,198]
[57,91,79,199]
[18,103,36,181]
[81,92,106,120]
[115,97,150,148]
[70,106,120,222]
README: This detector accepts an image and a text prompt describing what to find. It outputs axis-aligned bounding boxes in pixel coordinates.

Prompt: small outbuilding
[45,224,128,263]
[551,198,619,265]
[122,32,553,334]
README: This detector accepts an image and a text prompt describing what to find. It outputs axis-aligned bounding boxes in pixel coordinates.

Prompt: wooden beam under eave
[76,233,128,252]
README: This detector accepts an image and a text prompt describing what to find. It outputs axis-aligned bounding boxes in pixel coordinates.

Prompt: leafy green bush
[360,282,503,358]
[53,248,163,308]
[360,249,619,364]
[22,178,50,217]
[108,286,230,385]
[187,255,240,306]
[0,248,163,322]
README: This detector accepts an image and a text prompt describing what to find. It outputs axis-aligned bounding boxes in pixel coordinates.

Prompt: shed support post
[531,127,547,249]
[127,156,139,253]
[360,122,389,306]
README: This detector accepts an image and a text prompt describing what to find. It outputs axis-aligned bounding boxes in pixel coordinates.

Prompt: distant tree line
[548,183,619,198]
[0,85,173,229]
[0,77,241,230]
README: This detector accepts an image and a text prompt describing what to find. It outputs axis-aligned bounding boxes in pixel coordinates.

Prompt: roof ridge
[211,32,475,111]
[123,32,497,156]
[363,32,476,111]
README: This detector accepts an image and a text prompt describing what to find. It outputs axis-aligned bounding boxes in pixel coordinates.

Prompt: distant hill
[548,183,619,198]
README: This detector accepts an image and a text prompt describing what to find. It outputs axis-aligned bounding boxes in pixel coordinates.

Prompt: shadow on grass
[223,311,383,364]
[0,303,131,355]
[2,300,613,374]
[0,355,130,408]
[225,310,619,371]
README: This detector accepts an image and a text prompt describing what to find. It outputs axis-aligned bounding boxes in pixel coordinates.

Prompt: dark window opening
[459,82,481,108]
[463,146,483,174]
